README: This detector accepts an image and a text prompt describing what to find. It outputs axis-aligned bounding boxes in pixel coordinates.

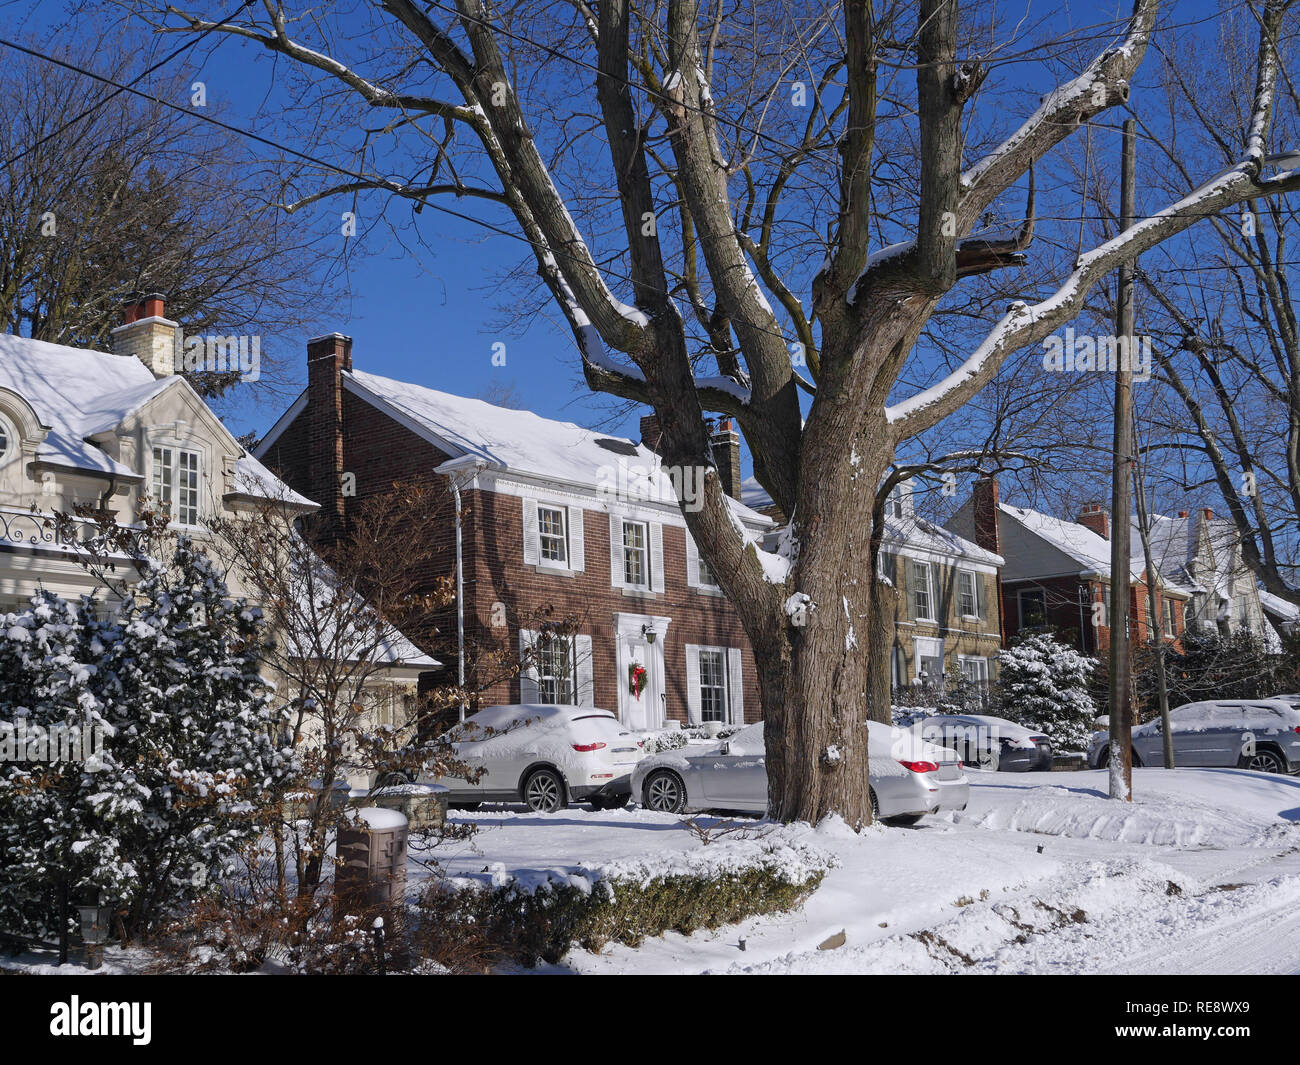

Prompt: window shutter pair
[608,511,662,591]
[520,628,593,706]
[683,645,743,725]
[522,498,584,571]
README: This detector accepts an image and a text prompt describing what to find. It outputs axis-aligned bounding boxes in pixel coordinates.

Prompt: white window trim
[684,643,744,725]
[524,498,585,572]
[610,513,663,592]
[958,569,979,619]
[957,654,989,684]
[914,636,944,681]
[911,559,935,622]
[148,436,206,529]
[0,412,16,467]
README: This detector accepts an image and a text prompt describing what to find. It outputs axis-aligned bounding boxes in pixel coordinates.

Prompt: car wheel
[523,768,567,813]
[976,745,1000,772]
[1245,749,1286,774]
[869,787,879,820]
[884,813,924,827]
[643,770,687,814]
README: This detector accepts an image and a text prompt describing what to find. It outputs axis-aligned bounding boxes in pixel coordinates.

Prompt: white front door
[614,612,671,730]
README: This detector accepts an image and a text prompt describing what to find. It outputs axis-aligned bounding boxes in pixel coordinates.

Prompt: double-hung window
[152,445,200,526]
[622,520,649,589]
[912,560,934,620]
[698,649,727,722]
[538,505,568,564]
[958,570,978,618]
[537,634,576,705]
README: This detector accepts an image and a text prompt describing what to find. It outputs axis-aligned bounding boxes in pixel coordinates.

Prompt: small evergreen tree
[995,631,1099,752]
[0,538,294,942]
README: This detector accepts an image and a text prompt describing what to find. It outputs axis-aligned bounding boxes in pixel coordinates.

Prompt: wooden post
[1108,118,1137,801]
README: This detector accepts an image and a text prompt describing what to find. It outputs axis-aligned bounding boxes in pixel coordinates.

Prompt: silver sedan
[633,720,969,824]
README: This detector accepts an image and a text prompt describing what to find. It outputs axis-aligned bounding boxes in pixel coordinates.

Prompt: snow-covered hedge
[425,831,833,965]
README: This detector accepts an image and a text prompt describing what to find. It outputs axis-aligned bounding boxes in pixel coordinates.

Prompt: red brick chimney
[972,476,1001,554]
[1202,507,1214,521]
[710,418,742,500]
[1077,501,1109,540]
[307,333,353,528]
[1178,510,1189,518]
[640,414,663,454]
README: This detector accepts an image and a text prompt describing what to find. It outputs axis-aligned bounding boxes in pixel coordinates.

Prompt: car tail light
[1292,726,1300,734]
[572,741,607,752]
[898,759,939,774]
[637,739,645,748]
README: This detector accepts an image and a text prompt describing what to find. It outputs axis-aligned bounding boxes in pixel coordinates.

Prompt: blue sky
[10,0,1236,479]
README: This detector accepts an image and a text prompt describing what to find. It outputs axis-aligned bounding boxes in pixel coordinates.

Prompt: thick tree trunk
[760,400,893,827]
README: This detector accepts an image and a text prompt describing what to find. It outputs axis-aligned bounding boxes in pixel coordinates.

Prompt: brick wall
[261,368,763,725]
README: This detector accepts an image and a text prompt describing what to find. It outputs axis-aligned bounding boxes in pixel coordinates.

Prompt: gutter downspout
[436,456,491,722]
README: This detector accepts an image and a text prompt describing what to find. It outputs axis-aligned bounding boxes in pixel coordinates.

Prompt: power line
[1,1,253,171]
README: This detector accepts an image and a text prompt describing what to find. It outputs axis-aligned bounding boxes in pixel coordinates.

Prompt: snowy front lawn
[415,767,1300,974]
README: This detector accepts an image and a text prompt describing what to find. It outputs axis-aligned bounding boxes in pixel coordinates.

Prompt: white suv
[422,704,645,812]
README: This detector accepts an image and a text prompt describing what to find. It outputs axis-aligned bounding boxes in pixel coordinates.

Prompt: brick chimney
[1202,507,1214,521]
[110,293,176,377]
[640,414,663,454]
[972,475,1001,554]
[1077,501,1109,540]
[1178,510,1189,518]
[307,333,353,528]
[710,418,742,500]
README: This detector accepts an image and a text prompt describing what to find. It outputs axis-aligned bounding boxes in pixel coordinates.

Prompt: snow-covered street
[418,768,1300,975]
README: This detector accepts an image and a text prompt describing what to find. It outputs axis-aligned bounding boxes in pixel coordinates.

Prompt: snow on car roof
[465,703,616,730]
[917,713,1044,740]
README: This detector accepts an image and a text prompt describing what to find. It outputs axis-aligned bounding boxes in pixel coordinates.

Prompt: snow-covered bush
[425,831,832,966]
[995,632,1098,752]
[0,538,294,941]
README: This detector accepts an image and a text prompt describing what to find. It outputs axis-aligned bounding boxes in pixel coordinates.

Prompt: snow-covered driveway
[418,767,1300,974]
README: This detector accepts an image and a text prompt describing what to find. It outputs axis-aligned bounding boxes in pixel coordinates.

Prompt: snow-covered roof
[743,475,999,565]
[273,368,772,527]
[1000,503,1145,580]
[886,512,1002,567]
[0,331,305,506]
[1260,589,1300,625]
[1131,511,1245,596]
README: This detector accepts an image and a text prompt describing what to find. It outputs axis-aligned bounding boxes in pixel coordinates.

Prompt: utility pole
[1133,438,1175,767]
[1108,118,1137,801]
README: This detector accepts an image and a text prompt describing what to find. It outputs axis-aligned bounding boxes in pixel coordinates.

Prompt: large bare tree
[137,0,1300,824]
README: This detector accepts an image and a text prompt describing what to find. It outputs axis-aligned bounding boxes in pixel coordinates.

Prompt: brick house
[255,334,775,729]
[741,476,1005,697]
[946,476,1190,655]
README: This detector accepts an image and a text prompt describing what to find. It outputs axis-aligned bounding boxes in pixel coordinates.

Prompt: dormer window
[152,445,201,526]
